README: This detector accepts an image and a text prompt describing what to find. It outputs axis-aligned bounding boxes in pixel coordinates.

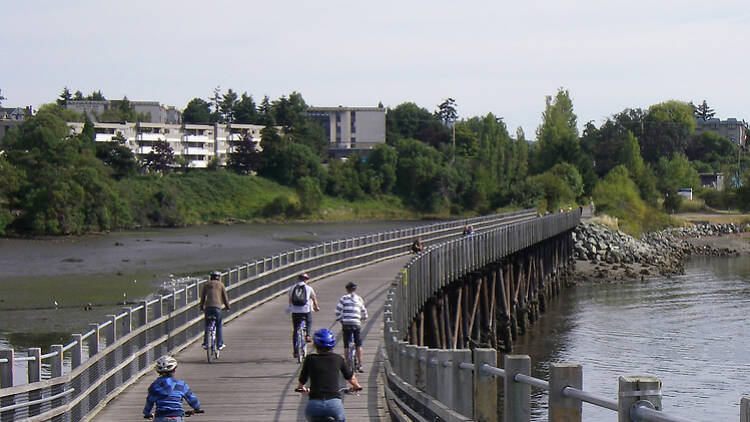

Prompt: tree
[435,98,458,125]
[296,177,323,215]
[234,93,258,124]
[219,89,239,123]
[86,90,106,101]
[639,100,695,163]
[656,153,700,194]
[533,88,581,174]
[95,133,138,179]
[272,92,307,130]
[691,100,716,120]
[183,98,212,124]
[0,89,5,107]
[259,140,324,187]
[1,110,129,235]
[226,133,262,174]
[57,87,72,105]
[73,90,84,100]
[142,140,175,173]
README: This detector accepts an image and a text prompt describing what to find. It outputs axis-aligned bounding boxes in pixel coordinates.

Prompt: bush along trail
[572,221,747,283]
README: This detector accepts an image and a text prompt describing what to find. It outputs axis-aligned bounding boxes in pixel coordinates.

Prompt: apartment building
[695,117,749,149]
[67,121,264,168]
[305,106,386,156]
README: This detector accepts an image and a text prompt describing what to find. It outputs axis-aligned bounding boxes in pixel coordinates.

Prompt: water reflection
[513,256,750,421]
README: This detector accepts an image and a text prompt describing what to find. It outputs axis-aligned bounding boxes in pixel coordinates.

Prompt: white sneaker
[218,344,226,350]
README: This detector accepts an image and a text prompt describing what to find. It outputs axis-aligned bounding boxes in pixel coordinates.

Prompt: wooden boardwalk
[91,255,410,422]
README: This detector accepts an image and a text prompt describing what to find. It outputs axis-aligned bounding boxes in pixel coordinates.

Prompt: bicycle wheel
[296,324,305,363]
[206,321,215,363]
[347,334,357,374]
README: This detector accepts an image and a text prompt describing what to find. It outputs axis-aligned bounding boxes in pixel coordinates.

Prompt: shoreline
[572,230,750,284]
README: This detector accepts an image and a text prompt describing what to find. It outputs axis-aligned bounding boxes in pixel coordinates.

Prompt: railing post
[0,349,14,387]
[50,344,63,378]
[741,397,750,422]
[618,375,661,422]
[140,300,149,326]
[106,315,117,346]
[550,363,582,422]
[453,349,473,418]
[405,344,417,385]
[425,349,438,399]
[88,323,100,356]
[436,350,455,408]
[474,348,497,422]
[415,346,428,391]
[27,347,41,383]
[71,334,83,369]
[122,308,132,335]
[154,296,164,319]
[504,354,531,422]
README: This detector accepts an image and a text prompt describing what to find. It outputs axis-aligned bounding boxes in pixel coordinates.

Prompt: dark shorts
[342,324,362,348]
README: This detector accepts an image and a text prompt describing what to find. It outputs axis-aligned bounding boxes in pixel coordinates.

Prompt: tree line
[0,87,748,236]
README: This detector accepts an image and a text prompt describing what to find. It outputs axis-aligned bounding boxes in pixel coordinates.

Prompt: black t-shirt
[298,352,353,400]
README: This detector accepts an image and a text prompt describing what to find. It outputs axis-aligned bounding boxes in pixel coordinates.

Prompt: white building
[305,106,386,156]
[68,121,265,169]
[65,100,182,124]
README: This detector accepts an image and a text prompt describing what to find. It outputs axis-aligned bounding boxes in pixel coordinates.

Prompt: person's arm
[310,288,320,312]
[296,359,310,392]
[361,302,368,322]
[335,298,343,321]
[183,383,201,411]
[199,286,206,311]
[143,386,155,417]
[221,286,231,311]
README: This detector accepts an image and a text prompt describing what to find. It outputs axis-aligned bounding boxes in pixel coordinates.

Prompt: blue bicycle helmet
[313,328,336,349]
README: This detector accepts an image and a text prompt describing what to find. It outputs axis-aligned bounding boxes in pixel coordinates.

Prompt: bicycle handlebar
[144,409,204,419]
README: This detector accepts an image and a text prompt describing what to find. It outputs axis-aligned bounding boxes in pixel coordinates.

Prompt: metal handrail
[0,388,75,412]
[562,386,618,411]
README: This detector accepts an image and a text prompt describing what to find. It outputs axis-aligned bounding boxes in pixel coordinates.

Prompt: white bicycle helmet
[155,355,178,373]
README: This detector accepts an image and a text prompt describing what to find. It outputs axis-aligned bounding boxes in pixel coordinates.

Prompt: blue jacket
[143,375,200,417]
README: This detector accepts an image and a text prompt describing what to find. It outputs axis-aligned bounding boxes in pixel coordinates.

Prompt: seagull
[133,279,137,283]
[54,300,58,309]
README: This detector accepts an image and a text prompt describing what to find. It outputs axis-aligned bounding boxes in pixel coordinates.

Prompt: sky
[2,0,749,139]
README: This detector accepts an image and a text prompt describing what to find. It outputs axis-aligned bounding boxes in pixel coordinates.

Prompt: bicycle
[144,409,204,419]
[294,387,361,422]
[344,329,359,375]
[295,319,308,363]
[205,315,220,363]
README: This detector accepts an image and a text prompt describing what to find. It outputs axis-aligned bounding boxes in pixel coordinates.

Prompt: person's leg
[325,398,346,421]
[214,308,224,347]
[202,310,209,347]
[341,325,353,364]
[354,327,363,371]
[305,399,326,420]
[304,312,312,342]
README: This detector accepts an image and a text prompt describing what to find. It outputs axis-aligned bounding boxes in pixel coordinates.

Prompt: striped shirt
[335,293,367,326]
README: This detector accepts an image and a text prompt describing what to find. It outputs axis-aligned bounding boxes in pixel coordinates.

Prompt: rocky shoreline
[571,221,750,284]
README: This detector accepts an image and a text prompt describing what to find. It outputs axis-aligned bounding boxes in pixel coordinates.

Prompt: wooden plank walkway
[91,255,411,422]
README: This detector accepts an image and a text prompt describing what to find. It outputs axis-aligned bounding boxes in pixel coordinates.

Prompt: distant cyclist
[296,328,362,422]
[200,270,231,350]
[335,282,367,372]
[289,272,320,359]
[143,355,203,421]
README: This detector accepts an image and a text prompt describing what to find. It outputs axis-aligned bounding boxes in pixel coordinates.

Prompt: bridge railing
[0,209,536,422]
[382,210,750,422]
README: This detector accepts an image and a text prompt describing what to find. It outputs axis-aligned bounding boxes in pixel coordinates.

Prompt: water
[513,255,750,421]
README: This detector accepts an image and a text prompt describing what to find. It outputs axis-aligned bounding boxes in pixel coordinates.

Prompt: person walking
[335,281,368,372]
[289,272,320,359]
[200,270,231,350]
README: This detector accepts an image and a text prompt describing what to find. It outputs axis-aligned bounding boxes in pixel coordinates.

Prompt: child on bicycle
[143,355,203,421]
[296,328,362,421]
[335,282,367,372]
[200,270,231,350]
[288,272,320,359]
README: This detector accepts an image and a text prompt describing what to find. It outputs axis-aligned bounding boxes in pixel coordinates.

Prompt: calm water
[514,255,750,421]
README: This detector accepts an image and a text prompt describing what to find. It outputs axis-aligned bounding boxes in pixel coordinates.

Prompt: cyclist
[200,270,231,350]
[289,272,320,359]
[296,328,362,422]
[143,355,203,421]
[335,282,367,373]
